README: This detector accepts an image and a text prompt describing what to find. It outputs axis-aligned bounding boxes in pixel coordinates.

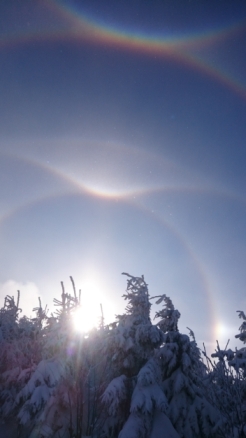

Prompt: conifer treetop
[121,273,151,322]
[151,294,180,333]
[235,310,246,343]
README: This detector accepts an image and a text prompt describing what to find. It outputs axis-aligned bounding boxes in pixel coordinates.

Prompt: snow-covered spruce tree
[233,310,246,374]
[99,274,163,438]
[153,294,220,438]
[100,276,221,438]
[203,310,246,438]
[0,291,23,373]
[118,293,220,438]
[12,279,83,438]
[0,291,44,427]
[13,278,107,438]
[106,273,163,377]
[118,356,180,438]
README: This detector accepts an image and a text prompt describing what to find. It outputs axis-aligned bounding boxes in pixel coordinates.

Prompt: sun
[215,322,228,339]
[72,305,99,333]
[70,276,115,333]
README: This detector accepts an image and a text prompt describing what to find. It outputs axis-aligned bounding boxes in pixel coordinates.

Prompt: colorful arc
[1,0,246,100]
[51,0,246,100]
[44,1,246,101]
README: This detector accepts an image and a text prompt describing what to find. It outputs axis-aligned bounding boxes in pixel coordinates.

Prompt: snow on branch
[121,273,150,321]
[151,294,180,333]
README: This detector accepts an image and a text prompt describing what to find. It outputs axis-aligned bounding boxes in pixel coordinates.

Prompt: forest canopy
[0,273,246,438]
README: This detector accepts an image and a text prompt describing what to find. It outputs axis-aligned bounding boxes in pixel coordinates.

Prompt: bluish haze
[1,0,246,349]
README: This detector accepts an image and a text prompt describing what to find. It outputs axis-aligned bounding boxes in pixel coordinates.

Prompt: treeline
[0,273,246,438]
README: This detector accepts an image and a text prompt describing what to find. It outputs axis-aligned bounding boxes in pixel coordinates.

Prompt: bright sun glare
[72,305,99,333]
[71,277,114,333]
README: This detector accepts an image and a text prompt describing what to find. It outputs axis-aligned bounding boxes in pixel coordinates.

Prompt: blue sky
[1,0,246,351]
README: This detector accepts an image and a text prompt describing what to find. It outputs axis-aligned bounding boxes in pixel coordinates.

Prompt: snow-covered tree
[152,294,219,438]
[203,310,246,438]
[104,274,163,378]
[0,291,41,423]
[3,272,244,438]
[151,294,181,333]
[119,355,182,438]
[99,274,163,437]
[13,279,82,437]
